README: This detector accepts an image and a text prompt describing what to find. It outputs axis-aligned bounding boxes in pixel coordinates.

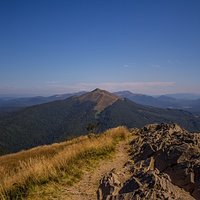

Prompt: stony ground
[98,124,200,200]
[52,123,200,200]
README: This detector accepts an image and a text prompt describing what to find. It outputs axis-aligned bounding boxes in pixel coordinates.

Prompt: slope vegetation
[1,124,200,200]
[0,126,130,200]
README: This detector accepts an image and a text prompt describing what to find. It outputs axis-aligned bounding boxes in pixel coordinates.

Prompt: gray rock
[97,123,200,200]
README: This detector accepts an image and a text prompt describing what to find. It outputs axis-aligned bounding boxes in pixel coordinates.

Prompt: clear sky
[0,0,200,96]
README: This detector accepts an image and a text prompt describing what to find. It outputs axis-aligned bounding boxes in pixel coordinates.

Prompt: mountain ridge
[0,88,200,155]
[77,88,120,112]
[1,90,200,115]
[115,90,200,114]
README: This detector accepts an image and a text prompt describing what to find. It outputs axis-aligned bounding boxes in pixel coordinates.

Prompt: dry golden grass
[0,126,130,199]
[0,135,89,173]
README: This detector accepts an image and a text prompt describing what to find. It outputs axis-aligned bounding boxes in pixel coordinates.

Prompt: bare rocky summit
[78,88,120,112]
[98,123,200,200]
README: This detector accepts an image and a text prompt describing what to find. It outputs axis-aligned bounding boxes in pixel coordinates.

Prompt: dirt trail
[57,139,132,200]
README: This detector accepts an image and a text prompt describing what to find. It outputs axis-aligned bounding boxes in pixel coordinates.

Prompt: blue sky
[0,0,200,96]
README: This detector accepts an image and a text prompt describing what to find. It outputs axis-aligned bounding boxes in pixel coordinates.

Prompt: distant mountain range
[114,91,200,115]
[0,91,86,113]
[0,88,200,155]
[163,93,200,100]
[1,91,200,115]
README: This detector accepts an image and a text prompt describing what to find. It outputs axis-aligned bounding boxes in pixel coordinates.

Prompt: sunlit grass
[0,126,130,199]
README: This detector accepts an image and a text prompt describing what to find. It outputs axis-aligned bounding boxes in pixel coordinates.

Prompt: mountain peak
[78,88,120,112]
[92,88,102,92]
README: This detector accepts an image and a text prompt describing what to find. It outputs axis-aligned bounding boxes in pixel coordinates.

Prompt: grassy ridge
[0,126,130,199]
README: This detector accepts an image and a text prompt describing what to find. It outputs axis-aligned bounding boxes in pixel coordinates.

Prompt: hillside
[0,124,199,200]
[99,98,200,131]
[0,88,200,154]
[0,126,129,200]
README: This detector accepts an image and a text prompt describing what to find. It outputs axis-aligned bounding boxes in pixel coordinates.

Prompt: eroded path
[57,138,132,200]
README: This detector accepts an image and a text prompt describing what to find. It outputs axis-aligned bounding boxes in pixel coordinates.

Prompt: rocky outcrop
[98,123,200,200]
[97,171,122,199]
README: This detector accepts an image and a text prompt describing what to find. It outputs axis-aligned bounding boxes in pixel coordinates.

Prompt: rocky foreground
[98,123,200,200]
